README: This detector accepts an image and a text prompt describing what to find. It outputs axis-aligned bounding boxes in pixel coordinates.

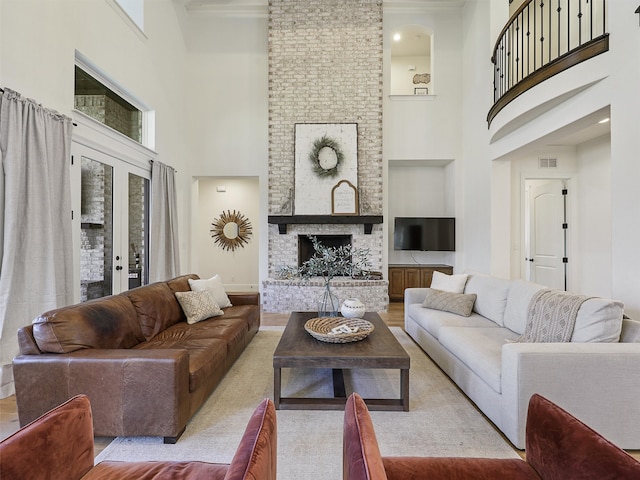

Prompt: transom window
[74,66,143,144]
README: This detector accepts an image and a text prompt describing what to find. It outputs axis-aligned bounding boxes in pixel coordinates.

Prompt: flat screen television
[394,217,455,251]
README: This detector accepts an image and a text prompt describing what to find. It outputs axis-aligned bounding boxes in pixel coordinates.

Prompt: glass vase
[318,284,340,317]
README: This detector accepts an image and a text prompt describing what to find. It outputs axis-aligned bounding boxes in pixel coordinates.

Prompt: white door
[525,180,567,290]
[72,142,150,302]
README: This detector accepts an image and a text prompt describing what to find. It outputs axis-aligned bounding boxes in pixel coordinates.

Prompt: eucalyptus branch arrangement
[276,235,372,286]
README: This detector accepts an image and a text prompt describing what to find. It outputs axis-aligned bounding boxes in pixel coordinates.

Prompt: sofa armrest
[501,342,640,449]
[526,394,640,479]
[0,395,95,480]
[228,292,260,306]
[13,349,190,438]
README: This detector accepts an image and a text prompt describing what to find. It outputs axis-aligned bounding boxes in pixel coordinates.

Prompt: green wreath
[309,135,343,178]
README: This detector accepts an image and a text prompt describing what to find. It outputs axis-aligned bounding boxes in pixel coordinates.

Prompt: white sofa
[404,273,640,449]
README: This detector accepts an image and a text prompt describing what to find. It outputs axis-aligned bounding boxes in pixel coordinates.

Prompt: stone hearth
[263,278,388,314]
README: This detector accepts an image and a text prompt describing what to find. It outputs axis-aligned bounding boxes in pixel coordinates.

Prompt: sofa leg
[163,427,185,444]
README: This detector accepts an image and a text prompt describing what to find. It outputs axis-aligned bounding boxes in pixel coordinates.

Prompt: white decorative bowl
[340,298,366,318]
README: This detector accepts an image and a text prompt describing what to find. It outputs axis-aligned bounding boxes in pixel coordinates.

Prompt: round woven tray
[304,317,374,343]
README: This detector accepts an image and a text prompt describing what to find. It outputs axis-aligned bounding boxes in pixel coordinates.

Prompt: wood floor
[2,302,638,462]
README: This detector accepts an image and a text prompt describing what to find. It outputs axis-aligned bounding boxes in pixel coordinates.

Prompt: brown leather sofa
[0,394,276,480]
[343,392,640,480]
[12,274,260,443]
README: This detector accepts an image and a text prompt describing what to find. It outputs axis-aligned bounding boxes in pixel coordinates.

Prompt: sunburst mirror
[210,210,253,252]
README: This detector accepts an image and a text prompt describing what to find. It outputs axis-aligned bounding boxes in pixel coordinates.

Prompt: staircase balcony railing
[488,0,609,126]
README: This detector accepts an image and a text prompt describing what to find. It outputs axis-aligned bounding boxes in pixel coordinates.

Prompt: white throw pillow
[189,275,233,308]
[175,290,223,324]
[571,297,624,343]
[463,274,511,326]
[430,271,469,294]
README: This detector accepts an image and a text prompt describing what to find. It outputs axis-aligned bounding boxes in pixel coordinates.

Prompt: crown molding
[179,0,267,17]
[383,0,466,14]
[179,0,464,17]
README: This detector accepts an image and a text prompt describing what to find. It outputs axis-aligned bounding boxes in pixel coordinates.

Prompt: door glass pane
[128,173,149,289]
[80,157,113,301]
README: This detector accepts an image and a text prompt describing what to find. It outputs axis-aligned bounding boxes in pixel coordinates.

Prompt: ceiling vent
[539,157,558,168]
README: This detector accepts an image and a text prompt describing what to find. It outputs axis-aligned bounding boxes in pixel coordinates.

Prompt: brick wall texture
[265,0,386,310]
[268,0,383,216]
[267,0,384,269]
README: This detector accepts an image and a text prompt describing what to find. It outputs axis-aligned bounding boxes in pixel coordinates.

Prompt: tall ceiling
[175,0,611,148]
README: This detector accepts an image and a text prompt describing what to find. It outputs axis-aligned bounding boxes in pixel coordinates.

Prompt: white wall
[194,177,260,291]
[575,135,611,297]
[183,12,269,288]
[383,6,464,272]
[384,10,463,161]
[459,0,500,275]
[608,0,640,318]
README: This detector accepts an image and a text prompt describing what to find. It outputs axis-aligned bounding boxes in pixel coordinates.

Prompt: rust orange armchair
[343,392,640,480]
[1,394,276,480]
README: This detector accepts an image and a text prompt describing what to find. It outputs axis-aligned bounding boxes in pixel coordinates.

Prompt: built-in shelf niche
[388,159,455,265]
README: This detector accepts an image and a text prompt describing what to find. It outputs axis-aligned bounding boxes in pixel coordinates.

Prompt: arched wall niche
[390,24,432,96]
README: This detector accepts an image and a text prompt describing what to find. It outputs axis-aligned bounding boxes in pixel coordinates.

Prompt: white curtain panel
[149,161,180,282]
[0,88,73,396]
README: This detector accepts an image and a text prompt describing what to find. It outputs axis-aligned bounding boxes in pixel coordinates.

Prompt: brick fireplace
[263,0,387,313]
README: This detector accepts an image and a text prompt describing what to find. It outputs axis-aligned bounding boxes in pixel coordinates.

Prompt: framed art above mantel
[294,123,358,215]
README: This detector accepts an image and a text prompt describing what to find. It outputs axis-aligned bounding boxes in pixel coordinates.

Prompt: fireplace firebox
[298,234,352,268]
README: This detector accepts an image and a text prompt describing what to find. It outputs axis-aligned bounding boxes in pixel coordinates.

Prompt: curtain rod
[149,160,177,173]
[0,87,76,126]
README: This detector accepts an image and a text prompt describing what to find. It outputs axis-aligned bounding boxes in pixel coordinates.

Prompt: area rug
[95,327,519,479]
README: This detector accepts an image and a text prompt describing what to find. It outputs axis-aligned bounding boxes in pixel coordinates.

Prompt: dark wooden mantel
[268,215,383,234]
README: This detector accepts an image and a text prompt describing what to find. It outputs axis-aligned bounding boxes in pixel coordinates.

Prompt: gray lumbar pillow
[421,288,477,317]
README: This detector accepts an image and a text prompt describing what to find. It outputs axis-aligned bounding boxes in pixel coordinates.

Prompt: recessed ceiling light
[393,33,401,41]
[598,118,610,124]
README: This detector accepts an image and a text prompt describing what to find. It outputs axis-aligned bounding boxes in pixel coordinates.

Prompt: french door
[72,142,150,302]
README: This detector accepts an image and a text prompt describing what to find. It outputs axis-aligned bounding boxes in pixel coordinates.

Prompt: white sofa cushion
[503,280,548,335]
[407,303,498,340]
[430,271,469,293]
[463,274,511,326]
[571,297,624,343]
[438,326,520,394]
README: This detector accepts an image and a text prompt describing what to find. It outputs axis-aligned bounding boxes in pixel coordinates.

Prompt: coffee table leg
[332,369,346,398]
[274,367,282,409]
[401,368,409,411]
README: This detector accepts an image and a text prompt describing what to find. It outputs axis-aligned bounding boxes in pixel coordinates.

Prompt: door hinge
[562,223,568,229]
[562,188,568,195]
[71,155,74,165]
[563,257,568,263]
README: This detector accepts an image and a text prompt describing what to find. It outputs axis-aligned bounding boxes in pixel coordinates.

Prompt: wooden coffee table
[273,311,410,411]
